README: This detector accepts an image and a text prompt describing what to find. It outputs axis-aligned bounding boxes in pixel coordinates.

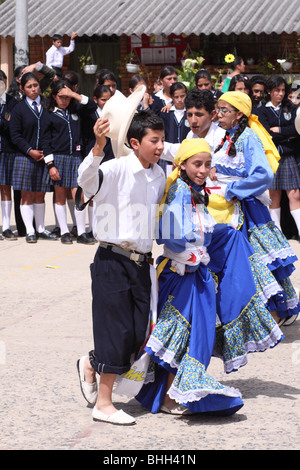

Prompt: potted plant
[124,52,139,73]
[78,46,97,74]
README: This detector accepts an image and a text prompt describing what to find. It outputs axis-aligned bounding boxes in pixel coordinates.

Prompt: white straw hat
[101,84,146,158]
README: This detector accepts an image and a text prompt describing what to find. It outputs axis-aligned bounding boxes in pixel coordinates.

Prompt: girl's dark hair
[265,75,291,111]
[159,65,178,79]
[93,84,112,99]
[47,80,76,113]
[20,73,40,100]
[127,110,164,146]
[233,56,244,69]
[180,169,209,206]
[20,72,39,88]
[96,69,117,85]
[7,66,24,100]
[215,110,249,157]
[0,69,7,81]
[228,74,252,97]
[62,70,79,88]
[128,74,147,90]
[194,69,213,85]
[170,82,187,96]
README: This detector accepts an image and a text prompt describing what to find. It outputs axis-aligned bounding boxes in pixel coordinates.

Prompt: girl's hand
[209,167,217,181]
[29,149,44,161]
[142,92,153,108]
[48,166,61,181]
[270,127,280,133]
[160,103,172,113]
[57,85,73,98]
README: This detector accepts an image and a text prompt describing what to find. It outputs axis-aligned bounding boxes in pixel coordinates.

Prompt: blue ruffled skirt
[239,197,300,319]
[136,226,283,414]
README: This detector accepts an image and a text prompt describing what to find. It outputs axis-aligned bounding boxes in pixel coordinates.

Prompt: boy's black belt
[99,242,152,263]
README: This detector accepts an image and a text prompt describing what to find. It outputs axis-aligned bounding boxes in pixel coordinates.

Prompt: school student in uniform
[159,82,190,175]
[41,80,98,245]
[9,72,58,243]
[81,84,114,160]
[0,70,19,240]
[151,65,178,114]
[80,84,114,241]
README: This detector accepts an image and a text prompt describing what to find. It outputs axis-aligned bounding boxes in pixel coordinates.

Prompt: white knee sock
[33,203,45,233]
[1,200,12,231]
[290,208,300,236]
[67,198,76,226]
[54,204,69,235]
[20,204,35,235]
[74,207,86,236]
[88,205,93,232]
[269,208,281,230]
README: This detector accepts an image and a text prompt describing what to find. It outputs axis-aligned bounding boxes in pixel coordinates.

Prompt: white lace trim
[286,293,299,310]
[212,148,245,171]
[223,324,283,373]
[260,246,296,266]
[146,335,180,370]
[258,280,283,304]
[168,383,242,404]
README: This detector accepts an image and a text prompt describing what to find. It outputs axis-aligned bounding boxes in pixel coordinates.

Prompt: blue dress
[136,178,283,415]
[208,126,299,320]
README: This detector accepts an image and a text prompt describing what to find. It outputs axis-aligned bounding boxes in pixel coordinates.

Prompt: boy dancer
[77,110,166,425]
[161,89,225,162]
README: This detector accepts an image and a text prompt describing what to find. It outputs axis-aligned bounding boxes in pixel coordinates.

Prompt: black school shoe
[2,229,18,240]
[36,230,59,240]
[77,233,96,245]
[26,233,37,243]
[61,232,73,244]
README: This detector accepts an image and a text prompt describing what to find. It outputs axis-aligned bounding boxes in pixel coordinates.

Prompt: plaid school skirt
[0,152,16,186]
[270,155,300,190]
[42,154,82,189]
[12,154,51,192]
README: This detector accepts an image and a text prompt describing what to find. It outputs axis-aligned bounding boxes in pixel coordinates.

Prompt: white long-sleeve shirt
[78,150,166,253]
[46,40,75,68]
[160,121,225,162]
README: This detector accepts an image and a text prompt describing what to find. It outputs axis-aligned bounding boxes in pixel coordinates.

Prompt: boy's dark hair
[250,75,266,88]
[52,34,63,41]
[127,110,164,145]
[185,89,215,113]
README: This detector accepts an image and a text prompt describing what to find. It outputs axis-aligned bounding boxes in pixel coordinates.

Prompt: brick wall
[28,32,300,97]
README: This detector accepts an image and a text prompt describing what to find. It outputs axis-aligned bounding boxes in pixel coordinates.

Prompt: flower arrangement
[224,53,235,64]
[176,55,206,90]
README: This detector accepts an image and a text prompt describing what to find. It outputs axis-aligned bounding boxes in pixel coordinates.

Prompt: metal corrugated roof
[0,0,299,37]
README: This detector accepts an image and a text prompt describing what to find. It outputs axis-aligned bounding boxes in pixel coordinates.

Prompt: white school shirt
[46,40,75,68]
[26,95,42,113]
[77,150,166,253]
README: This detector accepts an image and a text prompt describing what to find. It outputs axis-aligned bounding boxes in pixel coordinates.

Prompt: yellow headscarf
[219,91,280,173]
[156,138,211,280]
[159,138,211,209]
